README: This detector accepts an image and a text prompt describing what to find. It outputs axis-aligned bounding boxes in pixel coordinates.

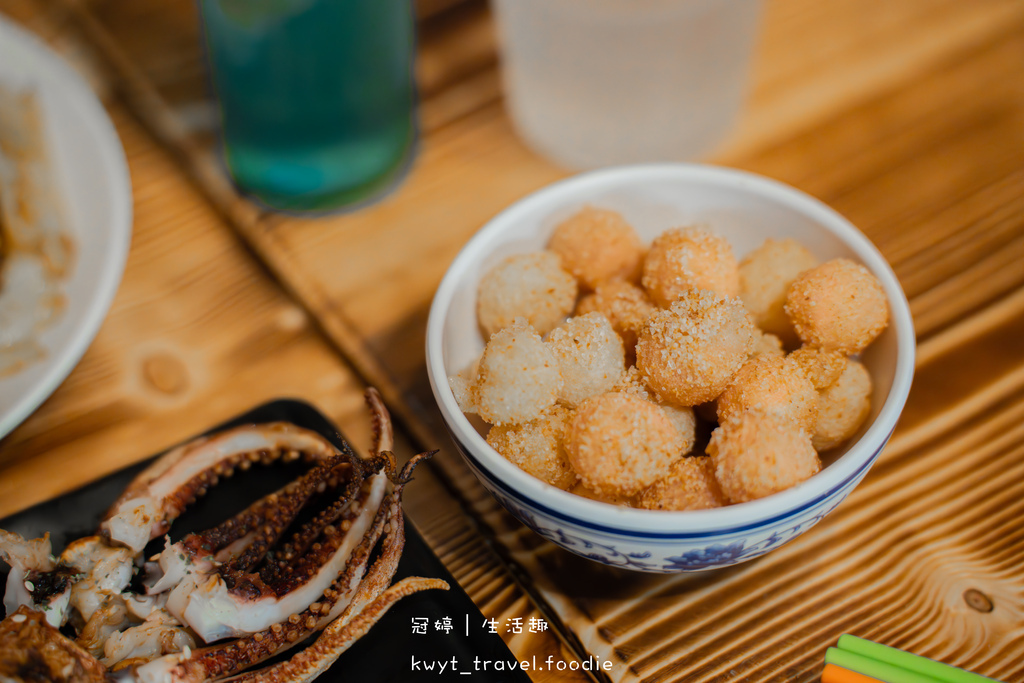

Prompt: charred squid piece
[135,451,443,683]
[1,388,447,683]
[101,424,341,553]
[0,530,75,628]
[227,577,449,683]
[256,452,393,590]
[147,446,400,644]
[0,606,108,683]
[216,454,353,586]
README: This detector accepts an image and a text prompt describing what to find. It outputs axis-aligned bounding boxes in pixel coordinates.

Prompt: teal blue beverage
[200,0,416,212]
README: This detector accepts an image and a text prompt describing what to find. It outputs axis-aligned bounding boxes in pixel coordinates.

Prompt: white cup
[492,0,762,169]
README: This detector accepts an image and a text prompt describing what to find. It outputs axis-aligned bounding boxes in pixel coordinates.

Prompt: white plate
[0,17,132,438]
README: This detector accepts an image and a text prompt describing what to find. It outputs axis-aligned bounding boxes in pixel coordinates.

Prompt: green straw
[837,635,997,683]
[826,648,942,683]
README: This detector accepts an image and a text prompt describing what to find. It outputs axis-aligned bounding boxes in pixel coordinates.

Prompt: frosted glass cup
[492,0,762,169]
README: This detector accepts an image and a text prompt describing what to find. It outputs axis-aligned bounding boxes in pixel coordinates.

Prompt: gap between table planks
[23,0,1024,680]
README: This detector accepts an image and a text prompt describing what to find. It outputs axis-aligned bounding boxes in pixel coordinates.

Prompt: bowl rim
[426,162,915,535]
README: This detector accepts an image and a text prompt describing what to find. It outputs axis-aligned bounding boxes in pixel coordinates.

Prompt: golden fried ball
[751,329,786,360]
[477,251,577,337]
[716,355,818,429]
[642,226,740,306]
[548,207,644,289]
[575,280,656,352]
[449,375,475,414]
[636,289,755,406]
[612,367,697,454]
[708,412,821,504]
[569,481,632,507]
[787,346,848,390]
[739,238,818,346]
[545,312,626,408]
[661,404,697,456]
[566,392,682,496]
[785,258,889,353]
[474,320,562,426]
[813,359,872,451]
[448,358,481,413]
[634,456,727,511]
[487,405,578,490]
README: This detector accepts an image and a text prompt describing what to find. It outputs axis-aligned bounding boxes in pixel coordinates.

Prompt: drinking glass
[200,0,417,212]
[492,0,762,169]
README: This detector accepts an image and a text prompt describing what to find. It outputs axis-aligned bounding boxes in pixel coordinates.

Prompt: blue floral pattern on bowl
[451,432,877,573]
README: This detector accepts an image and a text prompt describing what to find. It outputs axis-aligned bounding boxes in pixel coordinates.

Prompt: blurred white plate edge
[0,16,132,439]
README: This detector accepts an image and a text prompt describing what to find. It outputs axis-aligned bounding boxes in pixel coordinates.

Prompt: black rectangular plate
[0,399,532,682]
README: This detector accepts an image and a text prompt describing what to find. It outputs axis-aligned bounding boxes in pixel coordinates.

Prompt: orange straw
[822,663,885,683]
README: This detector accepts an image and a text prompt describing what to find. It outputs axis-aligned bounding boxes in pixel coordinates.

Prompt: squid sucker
[0,389,448,683]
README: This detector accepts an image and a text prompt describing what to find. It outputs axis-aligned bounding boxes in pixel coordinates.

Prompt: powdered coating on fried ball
[708,412,821,504]
[813,359,872,451]
[785,258,889,353]
[477,251,578,337]
[548,207,644,289]
[486,405,578,489]
[567,392,681,496]
[546,312,626,408]
[474,320,562,426]
[635,456,727,511]
[739,238,818,346]
[751,329,786,360]
[642,226,740,306]
[788,346,848,390]
[636,289,755,406]
[612,367,697,455]
[717,355,818,429]
[575,280,656,352]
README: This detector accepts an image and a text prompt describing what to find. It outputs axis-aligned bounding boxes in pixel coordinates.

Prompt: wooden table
[2,0,1023,680]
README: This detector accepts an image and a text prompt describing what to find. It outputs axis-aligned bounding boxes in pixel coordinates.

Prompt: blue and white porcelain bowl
[426,164,915,573]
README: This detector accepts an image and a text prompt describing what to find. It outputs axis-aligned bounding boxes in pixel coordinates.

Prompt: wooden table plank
[8,0,1024,681]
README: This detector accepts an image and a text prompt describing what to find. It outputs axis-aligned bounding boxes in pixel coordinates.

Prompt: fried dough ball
[449,375,475,414]
[474,320,562,425]
[636,289,755,406]
[569,481,632,506]
[548,207,644,289]
[613,367,697,454]
[575,280,656,352]
[739,238,818,346]
[567,392,681,496]
[448,358,481,413]
[642,226,740,306]
[487,405,578,489]
[634,456,727,511]
[708,412,821,504]
[788,346,848,390]
[477,251,577,337]
[546,312,626,408]
[613,365,652,401]
[716,355,817,429]
[813,359,872,451]
[751,329,785,360]
[785,258,889,353]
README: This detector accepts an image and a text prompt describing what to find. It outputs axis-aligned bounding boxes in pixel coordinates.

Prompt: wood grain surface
[1,0,1023,681]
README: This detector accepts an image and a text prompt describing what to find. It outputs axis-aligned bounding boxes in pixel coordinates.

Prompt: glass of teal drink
[199,0,416,213]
